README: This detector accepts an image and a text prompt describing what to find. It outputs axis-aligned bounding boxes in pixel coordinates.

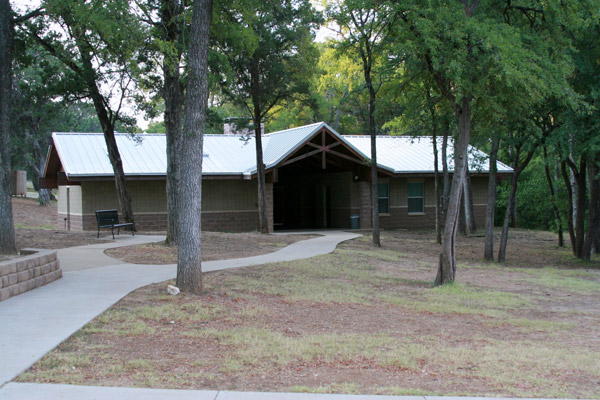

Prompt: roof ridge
[265,121,323,136]
[342,134,439,138]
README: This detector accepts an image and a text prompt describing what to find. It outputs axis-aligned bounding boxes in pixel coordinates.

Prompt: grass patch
[14,222,56,230]
[289,383,362,394]
[520,267,600,294]
[221,251,431,304]
[137,302,224,322]
[382,281,531,317]
[485,317,574,333]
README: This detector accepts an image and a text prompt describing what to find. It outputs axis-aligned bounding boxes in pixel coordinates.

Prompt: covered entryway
[270,127,369,230]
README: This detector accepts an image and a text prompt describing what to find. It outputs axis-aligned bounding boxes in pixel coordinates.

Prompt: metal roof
[50,123,511,179]
[342,135,512,174]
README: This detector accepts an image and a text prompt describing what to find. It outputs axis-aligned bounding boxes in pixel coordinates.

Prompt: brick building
[41,122,511,232]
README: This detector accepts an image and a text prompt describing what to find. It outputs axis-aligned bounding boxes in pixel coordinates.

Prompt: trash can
[350,215,360,229]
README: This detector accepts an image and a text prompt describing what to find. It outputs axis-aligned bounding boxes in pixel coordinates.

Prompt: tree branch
[13,7,44,24]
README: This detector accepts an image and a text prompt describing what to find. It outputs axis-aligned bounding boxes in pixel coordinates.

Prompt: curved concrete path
[0,231,359,391]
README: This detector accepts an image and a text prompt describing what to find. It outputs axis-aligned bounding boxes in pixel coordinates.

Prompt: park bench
[95,209,135,239]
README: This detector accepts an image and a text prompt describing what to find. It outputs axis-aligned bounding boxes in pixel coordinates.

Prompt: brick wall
[266,183,274,233]
[0,249,62,301]
[379,204,487,230]
[358,181,372,229]
[203,211,259,232]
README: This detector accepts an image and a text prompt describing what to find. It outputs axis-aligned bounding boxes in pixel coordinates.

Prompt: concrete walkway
[5,382,561,400]
[58,234,165,272]
[5,382,566,400]
[0,231,359,395]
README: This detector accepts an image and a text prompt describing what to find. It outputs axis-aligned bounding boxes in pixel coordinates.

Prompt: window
[407,182,424,214]
[378,182,389,214]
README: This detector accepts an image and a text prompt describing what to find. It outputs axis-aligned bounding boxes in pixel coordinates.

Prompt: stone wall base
[0,249,62,302]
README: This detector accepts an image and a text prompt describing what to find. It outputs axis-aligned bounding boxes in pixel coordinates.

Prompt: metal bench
[95,209,135,239]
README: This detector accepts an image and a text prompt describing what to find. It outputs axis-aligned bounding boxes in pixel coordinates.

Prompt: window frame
[407,181,425,215]
[377,181,390,215]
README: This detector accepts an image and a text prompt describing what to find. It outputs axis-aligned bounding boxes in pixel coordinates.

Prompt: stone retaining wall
[0,249,62,302]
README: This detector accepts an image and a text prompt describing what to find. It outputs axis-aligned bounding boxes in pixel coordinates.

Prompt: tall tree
[327,0,396,247]
[176,0,212,294]
[542,145,564,247]
[10,37,88,206]
[392,0,571,284]
[217,0,321,234]
[317,46,363,133]
[382,75,452,244]
[0,0,16,254]
[553,7,600,260]
[483,132,500,261]
[21,0,146,225]
[137,0,187,245]
[497,124,550,263]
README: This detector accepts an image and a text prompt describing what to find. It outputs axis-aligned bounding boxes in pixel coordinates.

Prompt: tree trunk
[560,161,576,255]
[498,168,520,262]
[247,55,269,235]
[562,157,587,257]
[441,130,450,216]
[543,146,563,247]
[103,125,135,225]
[509,194,518,228]
[32,138,51,206]
[333,89,346,132]
[507,142,517,229]
[463,168,476,234]
[581,158,600,261]
[0,0,16,254]
[176,0,212,294]
[455,143,467,237]
[498,142,539,263]
[458,186,466,236]
[574,158,587,258]
[357,44,380,247]
[484,134,499,261]
[76,40,135,226]
[425,88,441,244]
[165,102,182,244]
[367,83,380,247]
[436,97,471,285]
[433,133,441,244]
[254,112,269,234]
[161,0,185,245]
[334,106,342,132]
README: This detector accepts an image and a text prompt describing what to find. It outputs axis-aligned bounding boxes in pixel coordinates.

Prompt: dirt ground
[12,197,111,250]
[18,227,600,398]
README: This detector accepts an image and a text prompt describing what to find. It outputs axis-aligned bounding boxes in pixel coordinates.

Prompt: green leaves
[216,0,322,120]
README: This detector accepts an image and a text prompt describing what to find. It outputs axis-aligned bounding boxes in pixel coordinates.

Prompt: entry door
[273,185,285,227]
[314,184,331,229]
